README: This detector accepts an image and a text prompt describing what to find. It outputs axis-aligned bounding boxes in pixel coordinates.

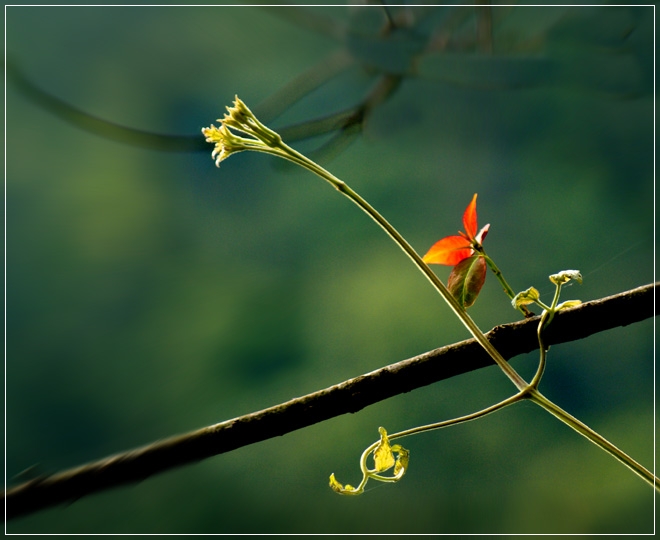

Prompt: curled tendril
[329,427,409,496]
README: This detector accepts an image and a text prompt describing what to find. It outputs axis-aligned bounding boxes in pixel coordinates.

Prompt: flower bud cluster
[201,96,282,167]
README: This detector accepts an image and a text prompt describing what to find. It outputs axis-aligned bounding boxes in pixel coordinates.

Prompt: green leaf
[370,430,409,482]
[447,255,487,308]
[549,269,582,286]
[373,427,396,472]
[391,445,410,479]
[511,286,541,308]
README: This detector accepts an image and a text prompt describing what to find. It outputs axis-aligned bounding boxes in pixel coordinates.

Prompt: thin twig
[4,282,656,521]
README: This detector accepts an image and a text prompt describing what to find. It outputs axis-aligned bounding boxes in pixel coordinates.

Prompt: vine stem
[206,100,659,492]
[529,310,549,388]
[481,252,533,317]
[389,389,525,441]
[269,141,530,392]
[267,141,660,493]
[348,390,526,494]
[527,389,660,491]
[364,386,660,492]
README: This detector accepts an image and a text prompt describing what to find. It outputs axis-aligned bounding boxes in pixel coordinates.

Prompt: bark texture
[5,282,656,521]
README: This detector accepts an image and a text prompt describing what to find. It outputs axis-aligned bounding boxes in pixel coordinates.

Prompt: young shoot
[203,96,659,496]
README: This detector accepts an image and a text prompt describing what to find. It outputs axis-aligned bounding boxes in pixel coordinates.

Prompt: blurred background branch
[5,282,655,522]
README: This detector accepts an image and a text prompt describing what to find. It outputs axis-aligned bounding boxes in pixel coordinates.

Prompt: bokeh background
[6,4,654,534]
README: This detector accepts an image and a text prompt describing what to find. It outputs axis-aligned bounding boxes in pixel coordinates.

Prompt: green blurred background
[6,4,654,534]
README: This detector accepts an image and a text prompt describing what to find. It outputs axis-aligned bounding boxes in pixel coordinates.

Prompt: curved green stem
[279,145,660,492]
[529,281,568,388]
[205,99,658,493]
[345,390,527,494]
[388,389,527,441]
[481,252,533,318]
[527,389,660,492]
[529,310,550,388]
[268,140,530,392]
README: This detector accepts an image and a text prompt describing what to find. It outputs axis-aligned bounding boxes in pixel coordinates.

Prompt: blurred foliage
[6,4,654,534]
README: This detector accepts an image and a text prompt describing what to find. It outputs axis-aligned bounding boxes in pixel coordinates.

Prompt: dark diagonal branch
[5,283,656,521]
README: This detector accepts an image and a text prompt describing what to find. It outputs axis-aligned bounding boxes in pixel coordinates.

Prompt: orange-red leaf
[447,255,487,308]
[422,235,473,266]
[462,193,478,240]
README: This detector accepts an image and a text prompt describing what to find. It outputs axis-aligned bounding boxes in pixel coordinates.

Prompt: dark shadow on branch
[4,283,656,521]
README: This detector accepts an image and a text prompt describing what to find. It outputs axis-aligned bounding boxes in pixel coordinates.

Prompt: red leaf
[422,235,473,266]
[447,255,487,308]
[462,194,478,240]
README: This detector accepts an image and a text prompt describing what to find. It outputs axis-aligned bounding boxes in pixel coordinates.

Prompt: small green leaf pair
[512,270,583,313]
